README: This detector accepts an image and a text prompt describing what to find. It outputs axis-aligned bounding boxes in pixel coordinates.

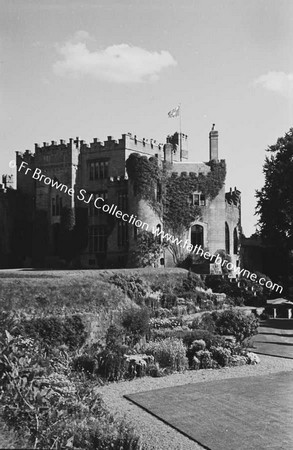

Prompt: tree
[255,128,293,291]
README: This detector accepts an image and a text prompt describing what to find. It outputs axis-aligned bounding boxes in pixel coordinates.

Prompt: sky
[1,0,293,236]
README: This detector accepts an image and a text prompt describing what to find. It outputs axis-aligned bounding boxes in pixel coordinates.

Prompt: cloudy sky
[1,0,293,235]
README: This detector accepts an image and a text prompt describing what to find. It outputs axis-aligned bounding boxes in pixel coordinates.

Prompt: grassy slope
[0,268,189,313]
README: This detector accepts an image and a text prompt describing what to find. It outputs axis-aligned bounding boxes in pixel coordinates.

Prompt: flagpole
[179,103,182,161]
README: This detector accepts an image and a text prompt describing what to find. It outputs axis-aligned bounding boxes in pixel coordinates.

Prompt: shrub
[19,315,87,350]
[196,350,216,369]
[246,352,260,365]
[161,293,177,309]
[186,339,206,367]
[122,307,150,343]
[229,355,247,366]
[210,346,231,367]
[191,312,219,333]
[96,325,129,381]
[153,307,173,319]
[72,354,96,375]
[214,309,259,342]
[109,274,147,301]
[180,272,205,292]
[0,331,144,449]
[182,329,225,349]
[143,338,188,373]
[105,324,124,346]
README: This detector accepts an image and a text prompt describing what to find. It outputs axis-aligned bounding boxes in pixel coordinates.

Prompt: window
[52,198,56,216]
[52,195,62,216]
[118,222,128,247]
[155,224,162,243]
[88,192,108,216]
[156,182,162,202]
[233,227,238,255]
[89,160,109,180]
[191,192,206,206]
[88,226,107,253]
[191,225,204,247]
[118,192,128,211]
[225,222,230,254]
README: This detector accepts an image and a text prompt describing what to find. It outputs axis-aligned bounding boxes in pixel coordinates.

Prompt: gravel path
[97,356,293,450]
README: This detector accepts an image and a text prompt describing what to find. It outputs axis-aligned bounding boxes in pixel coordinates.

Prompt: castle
[0,127,241,271]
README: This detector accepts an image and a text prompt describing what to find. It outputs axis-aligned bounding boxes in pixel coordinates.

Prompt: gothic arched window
[225,222,230,255]
[191,224,204,247]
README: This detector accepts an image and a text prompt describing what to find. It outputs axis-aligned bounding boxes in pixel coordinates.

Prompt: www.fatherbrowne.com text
[18,161,283,294]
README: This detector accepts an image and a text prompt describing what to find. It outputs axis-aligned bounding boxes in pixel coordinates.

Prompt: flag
[168,106,180,118]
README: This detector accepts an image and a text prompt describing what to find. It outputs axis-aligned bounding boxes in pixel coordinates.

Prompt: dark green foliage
[96,346,129,381]
[105,324,125,348]
[72,354,96,375]
[180,271,205,292]
[130,230,162,267]
[0,332,143,449]
[191,312,218,333]
[122,307,150,343]
[205,275,242,297]
[19,315,87,350]
[182,329,225,349]
[109,274,147,301]
[215,309,259,342]
[96,325,129,381]
[161,292,177,308]
[126,153,161,211]
[193,309,259,343]
[256,128,293,290]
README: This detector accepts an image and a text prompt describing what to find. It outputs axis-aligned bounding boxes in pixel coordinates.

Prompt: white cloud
[53,32,177,83]
[254,71,293,98]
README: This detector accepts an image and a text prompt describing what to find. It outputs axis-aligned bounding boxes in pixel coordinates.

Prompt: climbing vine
[126,153,162,213]
[164,160,226,235]
[126,152,226,246]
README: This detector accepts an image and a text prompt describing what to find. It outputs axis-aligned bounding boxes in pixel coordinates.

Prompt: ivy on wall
[126,153,226,236]
[164,160,226,235]
[125,153,162,213]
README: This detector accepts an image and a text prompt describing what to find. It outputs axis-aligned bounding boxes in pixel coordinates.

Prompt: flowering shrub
[229,355,247,366]
[149,326,190,341]
[149,317,182,329]
[143,338,188,372]
[246,352,260,365]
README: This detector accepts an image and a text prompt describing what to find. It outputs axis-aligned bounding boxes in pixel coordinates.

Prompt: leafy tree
[255,128,293,290]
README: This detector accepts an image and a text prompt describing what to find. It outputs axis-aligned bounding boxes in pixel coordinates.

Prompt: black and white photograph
[0,1,293,449]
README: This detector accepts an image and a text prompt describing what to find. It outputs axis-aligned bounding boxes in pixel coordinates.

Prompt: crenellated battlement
[226,187,241,207]
[16,149,35,164]
[79,132,164,154]
[34,137,81,154]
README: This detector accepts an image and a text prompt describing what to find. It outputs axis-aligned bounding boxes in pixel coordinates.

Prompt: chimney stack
[209,124,218,161]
